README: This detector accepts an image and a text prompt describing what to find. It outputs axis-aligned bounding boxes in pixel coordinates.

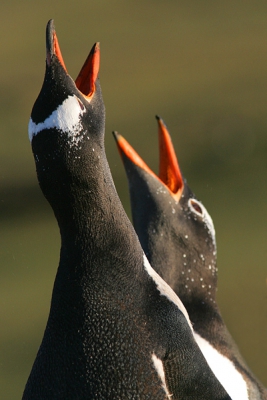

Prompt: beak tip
[112,131,120,142]
[155,115,165,129]
[91,42,100,56]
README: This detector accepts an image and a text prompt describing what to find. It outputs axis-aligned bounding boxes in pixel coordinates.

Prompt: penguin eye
[188,199,203,216]
[188,198,216,247]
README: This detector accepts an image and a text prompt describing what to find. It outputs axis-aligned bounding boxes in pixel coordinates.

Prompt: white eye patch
[188,198,216,249]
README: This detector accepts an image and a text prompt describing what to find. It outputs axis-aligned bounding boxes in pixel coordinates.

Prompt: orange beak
[157,116,184,201]
[46,19,100,101]
[75,42,100,100]
[114,116,184,202]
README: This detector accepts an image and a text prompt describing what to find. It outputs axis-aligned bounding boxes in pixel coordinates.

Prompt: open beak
[113,116,184,202]
[46,19,100,101]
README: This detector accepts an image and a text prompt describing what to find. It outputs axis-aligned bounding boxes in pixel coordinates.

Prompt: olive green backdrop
[0,1,266,398]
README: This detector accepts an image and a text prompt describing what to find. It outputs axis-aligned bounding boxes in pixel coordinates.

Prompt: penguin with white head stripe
[23,21,232,399]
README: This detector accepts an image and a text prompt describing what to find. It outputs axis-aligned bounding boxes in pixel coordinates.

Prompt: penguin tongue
[75,42,100,99]
[46,19,67,72]
[157,116,184,201]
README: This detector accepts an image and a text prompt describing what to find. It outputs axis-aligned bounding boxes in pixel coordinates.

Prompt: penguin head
[29,20,106,223]
[113,117,218,305]
[30,20,104,142]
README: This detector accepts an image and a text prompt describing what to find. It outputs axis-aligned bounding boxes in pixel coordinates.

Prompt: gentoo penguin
[22,20,232,399]
[114,117,267,400]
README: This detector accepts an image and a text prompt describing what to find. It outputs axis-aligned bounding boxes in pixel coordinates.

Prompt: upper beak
[156,116,184,201]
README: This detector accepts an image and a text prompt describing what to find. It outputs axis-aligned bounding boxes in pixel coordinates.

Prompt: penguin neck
[58,158,135,264]
[130,185,219,308]
[34,134,141,277]
[144,229,224,338]
[145,224,218,303]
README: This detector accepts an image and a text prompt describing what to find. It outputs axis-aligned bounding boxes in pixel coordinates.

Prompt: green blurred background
[1,1,267,398]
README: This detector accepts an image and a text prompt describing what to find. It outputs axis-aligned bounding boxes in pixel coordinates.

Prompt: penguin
[22,20,233,400]
[113,117,267,400]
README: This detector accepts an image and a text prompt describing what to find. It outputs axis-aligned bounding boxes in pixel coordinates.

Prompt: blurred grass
[0,1,267,398]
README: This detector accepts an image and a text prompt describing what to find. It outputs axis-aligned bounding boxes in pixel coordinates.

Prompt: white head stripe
[28,95,86,144]
[188,199,216,249]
